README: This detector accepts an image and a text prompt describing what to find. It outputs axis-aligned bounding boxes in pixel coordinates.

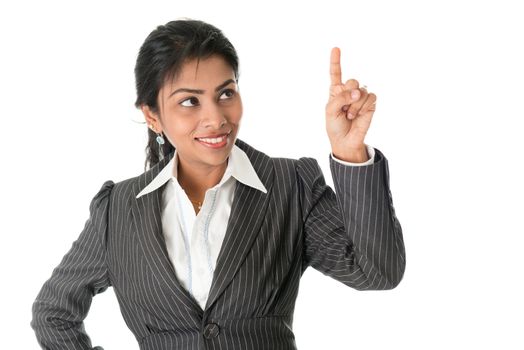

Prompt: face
[143,54,242,174]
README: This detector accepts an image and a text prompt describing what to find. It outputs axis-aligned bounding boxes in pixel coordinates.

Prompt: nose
[202,104,227,130]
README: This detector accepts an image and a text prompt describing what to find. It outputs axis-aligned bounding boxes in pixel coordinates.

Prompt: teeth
[197,135,226,144]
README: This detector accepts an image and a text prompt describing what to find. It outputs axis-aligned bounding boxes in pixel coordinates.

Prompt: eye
[219,89,236,100]
[179,89,236,108]
[180,96,199,108]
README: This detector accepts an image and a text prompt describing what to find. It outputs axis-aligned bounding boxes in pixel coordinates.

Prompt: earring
[149,124,165,161]
[156,132,165,161]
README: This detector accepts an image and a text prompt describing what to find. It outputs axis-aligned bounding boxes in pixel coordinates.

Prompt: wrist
[332,145,369,163]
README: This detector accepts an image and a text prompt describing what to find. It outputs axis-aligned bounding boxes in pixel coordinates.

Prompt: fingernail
[347,112,354,119]
[351,90,360,100]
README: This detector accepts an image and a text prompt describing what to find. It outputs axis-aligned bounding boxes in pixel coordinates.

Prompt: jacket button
[203,322,220,339]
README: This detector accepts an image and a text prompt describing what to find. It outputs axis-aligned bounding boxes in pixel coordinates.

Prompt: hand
[326,47,377,162]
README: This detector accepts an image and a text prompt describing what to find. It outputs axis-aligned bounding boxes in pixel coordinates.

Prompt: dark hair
[134,18,240,171]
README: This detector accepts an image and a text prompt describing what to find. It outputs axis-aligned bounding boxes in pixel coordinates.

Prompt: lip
[194,130,231,139]
[195,132,230,149]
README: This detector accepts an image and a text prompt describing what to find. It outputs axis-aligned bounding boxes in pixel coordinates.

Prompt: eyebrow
[169,79,236,98]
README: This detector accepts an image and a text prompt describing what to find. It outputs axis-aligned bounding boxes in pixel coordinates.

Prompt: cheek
[163,116,197,145]
[230,100,243,123]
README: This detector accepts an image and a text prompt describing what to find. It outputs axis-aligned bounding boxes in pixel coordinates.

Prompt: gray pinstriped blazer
[31,138,405,350]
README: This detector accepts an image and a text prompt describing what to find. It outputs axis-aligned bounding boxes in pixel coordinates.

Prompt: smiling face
[142,54,242,175]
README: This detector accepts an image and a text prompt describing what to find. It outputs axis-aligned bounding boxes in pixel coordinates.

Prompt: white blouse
[136,143,375,310]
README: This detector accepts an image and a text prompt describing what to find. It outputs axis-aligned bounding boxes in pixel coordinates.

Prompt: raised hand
[326,47,377,163]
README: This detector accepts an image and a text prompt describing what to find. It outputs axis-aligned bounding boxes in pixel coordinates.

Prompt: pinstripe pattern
[31,138,405,349]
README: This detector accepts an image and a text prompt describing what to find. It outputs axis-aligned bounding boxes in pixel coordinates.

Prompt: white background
[1,0,523,349]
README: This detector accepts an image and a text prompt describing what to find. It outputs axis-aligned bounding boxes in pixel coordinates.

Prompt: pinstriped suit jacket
[31,138,405,350]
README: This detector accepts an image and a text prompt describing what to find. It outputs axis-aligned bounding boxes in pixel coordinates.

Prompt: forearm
[329,148,406,290]
[32,296,94,350]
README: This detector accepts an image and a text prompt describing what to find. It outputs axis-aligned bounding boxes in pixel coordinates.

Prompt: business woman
[31,19,406,350]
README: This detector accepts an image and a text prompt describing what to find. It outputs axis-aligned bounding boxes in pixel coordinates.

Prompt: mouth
[194,130,232,149]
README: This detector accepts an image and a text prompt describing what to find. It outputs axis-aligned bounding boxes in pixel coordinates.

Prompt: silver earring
[156,132,165,161]
[149,124,165,161]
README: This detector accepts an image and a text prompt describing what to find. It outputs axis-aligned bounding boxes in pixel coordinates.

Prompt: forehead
[169,55,235,87]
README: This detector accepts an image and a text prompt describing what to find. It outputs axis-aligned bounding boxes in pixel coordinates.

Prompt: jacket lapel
[204,139,274,313]
[130,152,204,316]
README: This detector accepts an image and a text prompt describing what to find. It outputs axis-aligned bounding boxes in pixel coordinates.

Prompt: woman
[31,19,405,350]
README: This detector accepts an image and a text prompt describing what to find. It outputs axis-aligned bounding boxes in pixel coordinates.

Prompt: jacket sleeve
[30,180,114,350]
[297,148,405,290]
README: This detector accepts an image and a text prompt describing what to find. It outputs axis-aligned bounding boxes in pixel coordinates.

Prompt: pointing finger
[330,47,342,86]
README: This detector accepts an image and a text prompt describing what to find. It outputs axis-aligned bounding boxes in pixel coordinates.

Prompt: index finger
[330,47,342,86]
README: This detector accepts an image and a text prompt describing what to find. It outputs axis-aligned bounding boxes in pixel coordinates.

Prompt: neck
[176,154,228,201]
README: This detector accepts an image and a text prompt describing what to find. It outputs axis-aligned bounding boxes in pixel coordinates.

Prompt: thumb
[326,89,360,118]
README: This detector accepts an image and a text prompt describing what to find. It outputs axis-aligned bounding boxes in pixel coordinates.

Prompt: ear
[140,104,162,133]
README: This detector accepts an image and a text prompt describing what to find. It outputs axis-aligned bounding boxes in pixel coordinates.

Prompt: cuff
[330,144,375,166]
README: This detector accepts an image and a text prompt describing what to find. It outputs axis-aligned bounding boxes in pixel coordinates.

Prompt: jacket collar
[130,138,274,319]
[135,143,267,199]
